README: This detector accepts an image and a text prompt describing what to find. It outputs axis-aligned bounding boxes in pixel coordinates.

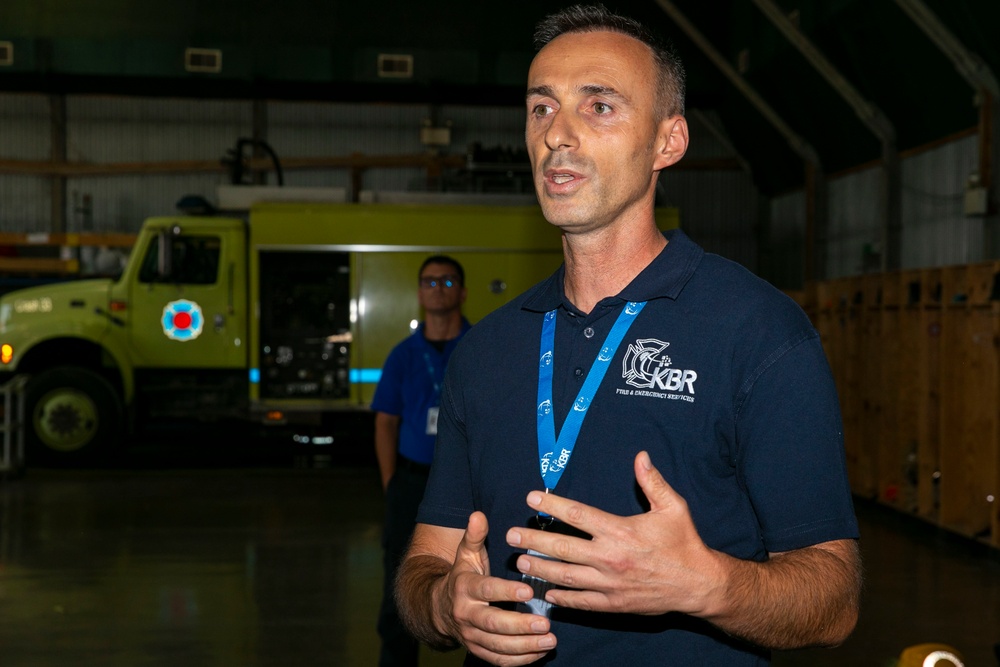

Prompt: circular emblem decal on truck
[162,299,204,341]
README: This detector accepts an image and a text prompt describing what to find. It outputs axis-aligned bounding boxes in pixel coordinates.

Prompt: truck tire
[24,367,124,467]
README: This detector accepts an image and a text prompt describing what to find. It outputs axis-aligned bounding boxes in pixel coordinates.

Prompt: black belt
[397,455,431,476]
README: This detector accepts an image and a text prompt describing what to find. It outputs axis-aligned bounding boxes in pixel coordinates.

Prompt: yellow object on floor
[898,643,964,667]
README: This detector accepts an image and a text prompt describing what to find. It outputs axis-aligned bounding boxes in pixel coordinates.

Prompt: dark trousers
[378,461,429,667]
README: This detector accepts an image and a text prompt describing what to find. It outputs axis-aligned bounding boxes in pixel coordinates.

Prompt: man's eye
[593,102,612,114]
[533,104,553,117]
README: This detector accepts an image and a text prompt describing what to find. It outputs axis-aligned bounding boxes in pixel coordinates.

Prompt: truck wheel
[25,367,124,466]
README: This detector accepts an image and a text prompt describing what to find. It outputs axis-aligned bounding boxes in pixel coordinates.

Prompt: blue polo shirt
[418,229,857,666]
[371,319,471,466]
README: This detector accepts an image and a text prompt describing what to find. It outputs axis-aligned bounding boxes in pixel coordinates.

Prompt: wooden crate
[942,307,996,539]
[877,271,917,511]
[918,268,943,521]
[808,263,1000,548]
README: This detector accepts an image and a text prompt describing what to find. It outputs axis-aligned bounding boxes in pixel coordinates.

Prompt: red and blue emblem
[161,299,204,341]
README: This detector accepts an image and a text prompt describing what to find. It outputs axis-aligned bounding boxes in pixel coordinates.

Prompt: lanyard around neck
[422,350,443,402]
[536,301,646,493]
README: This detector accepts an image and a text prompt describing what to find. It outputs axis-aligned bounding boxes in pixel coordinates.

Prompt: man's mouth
[551,173,575,184]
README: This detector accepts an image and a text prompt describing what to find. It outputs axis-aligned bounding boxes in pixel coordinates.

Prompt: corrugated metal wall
[765,190,806,288]
[2,93,761,264]
[269,101,427,192]
[826,167,882,278]
[0,94,52,232]
[66,97,251,232]
[0,95,538,233]
[900,134,982,268]
[660,170,758,270]
[6,90,987,283]
[767,133,985,282]
[660,112,760,271]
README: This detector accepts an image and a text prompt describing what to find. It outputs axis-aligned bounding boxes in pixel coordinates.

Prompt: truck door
[127,224,248,369]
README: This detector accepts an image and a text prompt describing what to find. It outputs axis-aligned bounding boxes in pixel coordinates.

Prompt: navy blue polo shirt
[371,319,471,465]
[418,229,857,666]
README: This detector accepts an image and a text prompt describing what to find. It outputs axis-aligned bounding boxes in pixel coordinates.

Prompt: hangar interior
[1,1,1000,666]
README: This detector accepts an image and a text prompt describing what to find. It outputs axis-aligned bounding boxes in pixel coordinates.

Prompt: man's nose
[545,110,580,151]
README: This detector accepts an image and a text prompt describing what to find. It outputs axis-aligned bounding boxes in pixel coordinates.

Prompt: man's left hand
[505,450,727,618]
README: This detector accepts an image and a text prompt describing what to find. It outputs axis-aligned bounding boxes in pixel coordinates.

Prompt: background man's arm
[374,412,401,492]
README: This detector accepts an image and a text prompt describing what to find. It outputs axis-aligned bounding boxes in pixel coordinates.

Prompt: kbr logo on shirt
[618,338,697,402]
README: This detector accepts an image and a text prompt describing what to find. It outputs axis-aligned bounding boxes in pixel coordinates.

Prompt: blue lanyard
[423,351,443,403]
[536,301,646,492]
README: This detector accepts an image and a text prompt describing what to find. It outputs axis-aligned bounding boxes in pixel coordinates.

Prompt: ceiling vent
[184,48,222,73]
[0,42,12,67]
[377,54,413,79]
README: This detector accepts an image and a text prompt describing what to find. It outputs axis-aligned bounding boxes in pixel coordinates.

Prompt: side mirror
[156,230,172,280]
[156,225,182,280]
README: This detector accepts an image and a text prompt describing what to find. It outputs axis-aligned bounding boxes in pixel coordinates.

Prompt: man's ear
[653,116,689,171]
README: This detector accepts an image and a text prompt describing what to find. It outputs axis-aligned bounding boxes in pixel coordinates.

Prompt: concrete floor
[0,439,998,667]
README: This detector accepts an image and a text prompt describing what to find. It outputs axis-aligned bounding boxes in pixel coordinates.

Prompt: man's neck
[562,222,666,314]
[423,310,464,341]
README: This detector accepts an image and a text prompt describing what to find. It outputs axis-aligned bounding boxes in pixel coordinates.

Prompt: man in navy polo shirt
[396,5,861,667]
[372,255,471,667]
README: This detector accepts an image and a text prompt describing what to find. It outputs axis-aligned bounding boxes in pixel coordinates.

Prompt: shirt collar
[522,228,703,314]
[415,317,472,339]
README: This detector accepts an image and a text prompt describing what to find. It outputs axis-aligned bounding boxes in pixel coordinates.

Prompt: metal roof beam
[894,0,1000,100]
[895,0,1000,259]
[751,0,896,146]
[688,109,753,176]
[653,0,830,281]
[652,0,821,168]
[751,0,901,270]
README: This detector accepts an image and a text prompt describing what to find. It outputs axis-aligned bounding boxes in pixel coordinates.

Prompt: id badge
[514,519,589,618]
[425,407,439,435]
[515,549,559,617]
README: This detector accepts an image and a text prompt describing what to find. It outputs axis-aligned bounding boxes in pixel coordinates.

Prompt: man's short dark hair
[419,255,465,287]
[533,3,686,118]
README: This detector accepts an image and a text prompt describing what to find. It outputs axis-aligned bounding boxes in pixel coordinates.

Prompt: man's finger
[456,511,491,576]
[634,450,684,514]
[464,569,537,605]
[462,511,489,550]
[524,489,613,535]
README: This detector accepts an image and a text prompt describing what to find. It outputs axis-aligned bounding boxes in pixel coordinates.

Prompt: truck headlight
[1,344,12,365]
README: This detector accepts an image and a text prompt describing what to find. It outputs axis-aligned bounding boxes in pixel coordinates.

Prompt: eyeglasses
[419,274,460,289]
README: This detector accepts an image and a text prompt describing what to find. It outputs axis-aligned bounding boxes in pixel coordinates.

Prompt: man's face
[525,30,682,235]
[418,262,466,315]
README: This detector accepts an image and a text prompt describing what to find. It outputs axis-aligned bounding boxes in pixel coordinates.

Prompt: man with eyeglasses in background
[371,255,471,667]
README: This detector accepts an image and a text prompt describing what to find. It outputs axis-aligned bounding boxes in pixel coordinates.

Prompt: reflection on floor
[0,450,997,667]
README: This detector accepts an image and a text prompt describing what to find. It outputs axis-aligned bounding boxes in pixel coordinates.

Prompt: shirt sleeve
[415,354,477,529]
[370,345,406,417]
[736,333,859,553]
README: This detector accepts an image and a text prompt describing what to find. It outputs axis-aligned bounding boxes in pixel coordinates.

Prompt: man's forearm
[373,413,401,491]
[706,539,862,650]
[395,553,460,651]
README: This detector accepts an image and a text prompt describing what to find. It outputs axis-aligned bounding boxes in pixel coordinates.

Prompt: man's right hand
[415,512,558,666]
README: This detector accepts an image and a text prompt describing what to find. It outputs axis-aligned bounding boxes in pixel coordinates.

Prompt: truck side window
[138,235,221,285]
